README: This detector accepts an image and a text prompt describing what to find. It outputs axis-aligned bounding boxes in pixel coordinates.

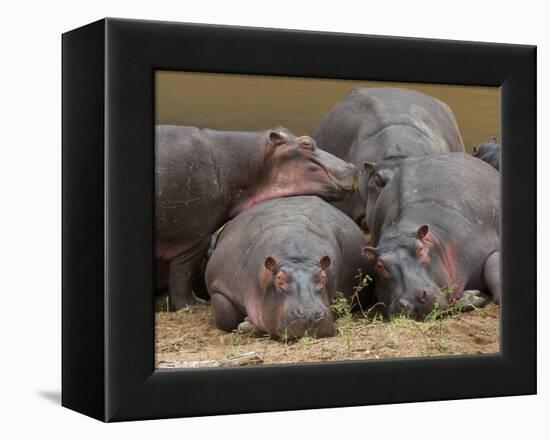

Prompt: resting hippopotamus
[205,196,369,338]
[473,136,500,171]
[156,125,360,309]
[363,153,499,320]
[312,88,464,229]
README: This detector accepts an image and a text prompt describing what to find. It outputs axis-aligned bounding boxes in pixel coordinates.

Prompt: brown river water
[156,71,499,153]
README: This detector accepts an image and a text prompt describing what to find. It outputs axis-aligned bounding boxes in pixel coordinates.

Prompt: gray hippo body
[473,137,501,171]
[364,153,500,319]
[205,196,369,338]
[156,125,359,309]
[312,88,464,229]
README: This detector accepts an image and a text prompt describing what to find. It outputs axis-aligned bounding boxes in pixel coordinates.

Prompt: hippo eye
[374,174,384,188]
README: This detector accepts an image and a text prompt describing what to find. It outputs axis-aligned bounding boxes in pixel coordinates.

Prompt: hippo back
[370,153,500,247]
[312,88,464,160]
[311,88,465,225]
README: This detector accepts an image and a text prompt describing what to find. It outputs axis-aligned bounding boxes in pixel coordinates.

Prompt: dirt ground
[155,302,499,368]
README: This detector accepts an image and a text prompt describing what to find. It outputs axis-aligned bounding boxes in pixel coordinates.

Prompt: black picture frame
[62,18,536,422]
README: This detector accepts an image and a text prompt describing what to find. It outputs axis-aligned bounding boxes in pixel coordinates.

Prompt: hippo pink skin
[311,88,464,230]
[205,196,369,339]
[363,153,500,320]
[155,126,360,310]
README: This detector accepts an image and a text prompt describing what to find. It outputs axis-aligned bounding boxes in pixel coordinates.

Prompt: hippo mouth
[311,158,359,200]
[324,173,360,200]
[279,316,336,340]
[388,298,434,321]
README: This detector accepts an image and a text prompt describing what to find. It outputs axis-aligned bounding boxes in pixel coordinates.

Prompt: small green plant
[390,311,411,325]
[331,292,352,319]
[298,333,312,349]
[349,270,373,317]
[421,283,461,354]
[280,328,290,345]
[331,293,355,350]
[425,284,459,322]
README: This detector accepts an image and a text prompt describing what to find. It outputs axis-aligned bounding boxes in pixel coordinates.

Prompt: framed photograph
[62,18,536,422]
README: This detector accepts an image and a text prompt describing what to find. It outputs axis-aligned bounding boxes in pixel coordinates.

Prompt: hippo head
[363,225,456,320]
[473,136,498,157]
[262,130,360,202]
[260,255,336,339]
[472,137,500,170]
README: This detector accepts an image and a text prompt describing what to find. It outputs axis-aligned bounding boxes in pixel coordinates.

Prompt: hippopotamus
[205,196,369,338]
[156,125,360,310]
[363,153,499,320]
[311,88,464,229]
[473,136,500,171]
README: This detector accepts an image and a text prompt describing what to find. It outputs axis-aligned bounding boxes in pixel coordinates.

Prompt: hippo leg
[460,290,491,311]
[483,251,500,305]
[169,243,209,309]
[210,293,245,332]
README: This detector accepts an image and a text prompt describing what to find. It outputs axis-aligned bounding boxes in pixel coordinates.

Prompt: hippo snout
[281,308,335,339]
[390,295,431,321]
[326,164,360,199]
[294,307,328,320]
[341,164,361,191]
[387,297,414,318]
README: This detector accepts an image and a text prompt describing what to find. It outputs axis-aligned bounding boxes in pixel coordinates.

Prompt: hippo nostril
[295,308,305,317]
[418,289,428,303]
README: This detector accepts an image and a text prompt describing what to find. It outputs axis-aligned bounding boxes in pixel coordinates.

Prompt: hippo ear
[416,224,430,241]
[319,256,332,270]
[362,246,378,262]
[269,131,288,147]
[489,136,498,143]
[472,145,478,156]
[264,256,279,273]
